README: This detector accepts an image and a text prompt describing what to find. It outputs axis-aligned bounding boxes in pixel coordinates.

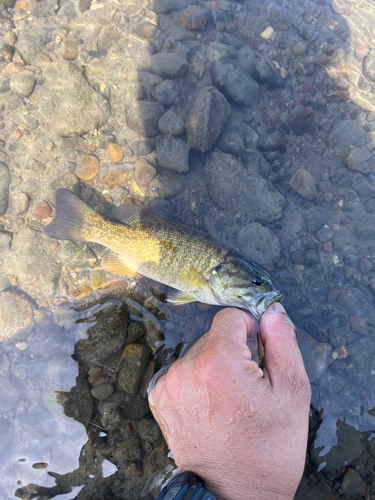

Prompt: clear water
[1,0,375,498]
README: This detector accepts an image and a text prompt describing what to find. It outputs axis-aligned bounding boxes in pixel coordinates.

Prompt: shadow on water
[1,0,375,498]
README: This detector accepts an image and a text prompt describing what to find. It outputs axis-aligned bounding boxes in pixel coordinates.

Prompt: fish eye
[251,276,263,286]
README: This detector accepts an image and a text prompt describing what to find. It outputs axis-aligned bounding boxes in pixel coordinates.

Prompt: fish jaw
[248,291,283,319]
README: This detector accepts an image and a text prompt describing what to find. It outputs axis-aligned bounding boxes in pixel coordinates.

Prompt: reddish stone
[349,315,369,334]
[323,241,333,252]
[33,200,52,219]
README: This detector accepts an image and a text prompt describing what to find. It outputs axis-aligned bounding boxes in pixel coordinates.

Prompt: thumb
[260,303,309,392]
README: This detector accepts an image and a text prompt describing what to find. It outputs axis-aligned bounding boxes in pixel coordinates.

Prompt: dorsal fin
[112,204,164,226]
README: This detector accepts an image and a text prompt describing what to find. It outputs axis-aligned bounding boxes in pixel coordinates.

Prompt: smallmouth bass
[44,189,282,319]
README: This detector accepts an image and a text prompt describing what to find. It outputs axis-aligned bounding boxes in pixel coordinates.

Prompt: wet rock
[126,101,165,138]
[131,140,154,157]
[15,27,47,65]
[206,42,228,62]
[10,70,36,97]
[359,257,372,273]
[0,231,11,252]
[342,468,366,497]
[328,120,367,157]
[118,344,150,394]
[156,135,189,173]
[41,62,110,137]
[75,155,100,181]
[100,391,150,430]
[257,132,286,153]
[289,169,317,200]
[33,200,52,219]
[146,171,187,198]
[349,315,369,334]
[138,418,162,443]
[254,59,283,88]
[151,79,180,106]
[363,53,375,83]
[79,0,91,11]
[24,115,39,130]
[237,223,280,270]
[62,39,79,61]
[211,58,262,107]
[74,304,128,368]
[98,162,135,185]
[216,120,246,157]
[186,86,230,153]
[127,321,146,343]
[0,292,34,339]
[297,329,332,382]
[205,151,286,223]
[293,41,308,56]
[26,158,46,175]
[107,143,124,163]
[338,287,363,311]
[281,210,307,250]
[158,110,185,135]
[135,158,157,187]
[356,220,375,240]
[178,5,210,30]
[91,383,114,401]
[288,105,311,136]
[344,146,375,175]
[147,0,187,14]
[0,78,10,93]
[0,162,10,215]
[150,52,188,78]
[0,375,20,413]
[316,225,332,243]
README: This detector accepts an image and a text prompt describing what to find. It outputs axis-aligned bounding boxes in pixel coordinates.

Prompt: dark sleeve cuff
[155,471,218,500]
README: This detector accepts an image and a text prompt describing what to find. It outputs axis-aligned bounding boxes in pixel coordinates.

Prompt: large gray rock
[0,162,10,215]
[237,223,280,270]
[211,58,262,107]
[328,120,367,157]
[126,101,165,137]
[186,86,231,152]
[205,151,286,223]
[41,62,110,137]
[150,52,189,78]
[156,135,190,172]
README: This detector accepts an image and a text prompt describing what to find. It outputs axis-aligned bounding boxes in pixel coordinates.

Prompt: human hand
[148,303,311,500]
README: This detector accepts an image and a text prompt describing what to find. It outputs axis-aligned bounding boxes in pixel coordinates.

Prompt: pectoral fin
[101,251,138,276]
[166,290,197,305]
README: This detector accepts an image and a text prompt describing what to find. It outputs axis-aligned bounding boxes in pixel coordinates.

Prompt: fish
[43,188,282,319]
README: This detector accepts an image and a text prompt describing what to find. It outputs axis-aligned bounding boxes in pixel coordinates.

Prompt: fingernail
[269,302,284,313]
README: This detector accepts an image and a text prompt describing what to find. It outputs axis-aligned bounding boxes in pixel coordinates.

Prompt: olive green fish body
[44,189,282,318]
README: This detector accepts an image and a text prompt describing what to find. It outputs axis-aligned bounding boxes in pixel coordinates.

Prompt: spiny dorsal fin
[112,204,163,226]
[101,251,138,276]
[166,289,197,305]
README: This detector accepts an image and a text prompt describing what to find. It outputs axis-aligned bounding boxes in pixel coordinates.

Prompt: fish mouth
[254,291,283,314]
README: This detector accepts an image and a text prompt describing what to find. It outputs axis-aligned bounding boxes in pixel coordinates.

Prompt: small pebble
[131,141,154,156]
[79,0,91,11]
[15,342,29,350]
[12,192,29,215]
[91,383,114,400]
[63,39,79,61]
[349,315,369,334]
[76,156,100,181]
[107,143,123,163]
[323,241,333,252]
[33,201,52,219]
[260,27,274,40]
[293,42,308,56]
[10,70,36,97]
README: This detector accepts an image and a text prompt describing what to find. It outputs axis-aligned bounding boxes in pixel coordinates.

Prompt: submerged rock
[0,162,10,215]
[297,329,332,383]
[118,344,150,394]
[205,151,285,223]
[0,292,34,339]
[126,101,165,137]
[237,223,280,270]
[156,135,190,172]
[150,52,189,78]
[186,86,231,153]
[41,62,110,137]
[211,58,262,107]
[289,169,317,200]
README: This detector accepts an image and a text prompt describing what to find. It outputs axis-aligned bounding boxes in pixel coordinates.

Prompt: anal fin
[101,251,138,276]
[166,289,197,305]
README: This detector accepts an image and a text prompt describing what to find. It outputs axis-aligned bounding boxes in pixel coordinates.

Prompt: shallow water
[1,0,375,498]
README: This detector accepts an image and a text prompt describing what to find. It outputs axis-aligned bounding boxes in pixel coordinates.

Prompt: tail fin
[43,189,99,242]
